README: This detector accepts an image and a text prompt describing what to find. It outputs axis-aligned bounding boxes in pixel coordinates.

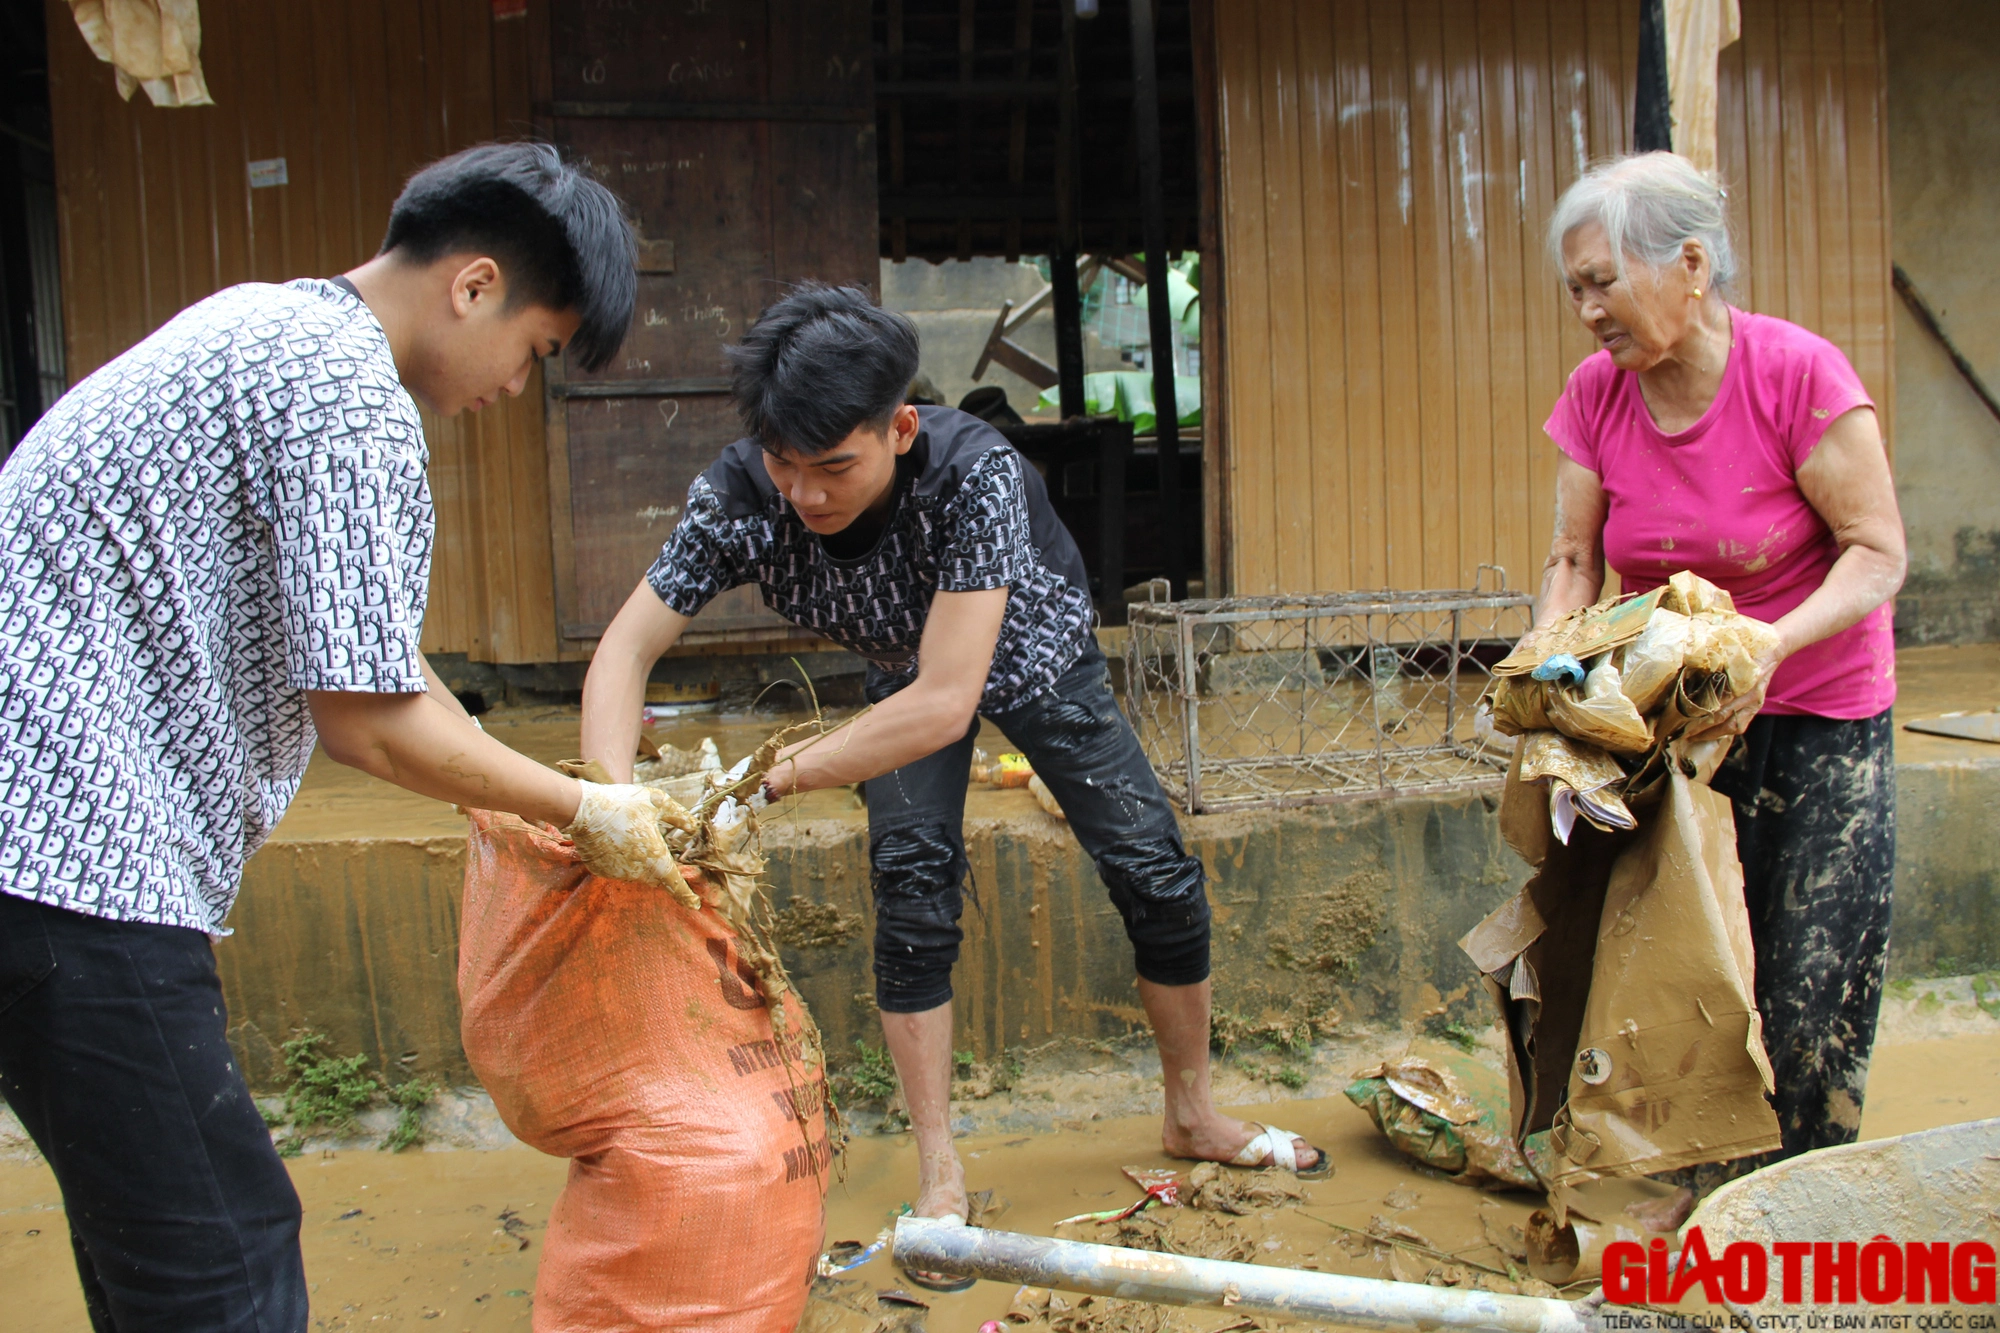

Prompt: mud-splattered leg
[1700,709,1896,1189]
[859,662,982,1230]
[878,1004,970,1222]
[997,645,1324,1174]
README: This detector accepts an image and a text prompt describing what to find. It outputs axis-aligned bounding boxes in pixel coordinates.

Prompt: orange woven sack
[458,809,831,1332]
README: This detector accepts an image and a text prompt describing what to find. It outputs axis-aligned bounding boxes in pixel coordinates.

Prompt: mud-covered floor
[3,1003,1996,1333]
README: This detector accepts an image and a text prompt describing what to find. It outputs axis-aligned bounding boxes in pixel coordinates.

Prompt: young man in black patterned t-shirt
[581,285,1327,1285]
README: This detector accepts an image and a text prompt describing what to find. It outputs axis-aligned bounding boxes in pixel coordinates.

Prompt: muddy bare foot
[899,1143,976,1293]
[912,1143,970,1221]
[1624,1186,1696,1233]
[1161,1115,1325,1175]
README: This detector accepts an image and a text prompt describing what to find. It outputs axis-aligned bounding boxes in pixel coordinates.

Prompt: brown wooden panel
[1292,0,1348,595]
[765,0,875,108]
[545,0,877,647]
[1368,3,1425,592]
[561,394,748,636]
[1332,1,1385,592]
[1256,0,1315,596]
[1406,0,1462,592]
[1477,0,1533,592]
[1777,0,1822,336]
[1839,0,1892,435]
[1734,0,1782,315]
[1214,0,1278,595]
[562,119,773,384]
[550,2,768,103]
[1513,0,1561,586]
[1809,0,1853,359]
[1441,0,1499,596]
[771,122,882,289]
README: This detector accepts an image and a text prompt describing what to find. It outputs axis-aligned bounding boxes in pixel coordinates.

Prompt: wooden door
[542,0,877,644]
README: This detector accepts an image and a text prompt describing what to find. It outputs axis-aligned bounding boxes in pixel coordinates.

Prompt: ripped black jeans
[862,643,1209,1013]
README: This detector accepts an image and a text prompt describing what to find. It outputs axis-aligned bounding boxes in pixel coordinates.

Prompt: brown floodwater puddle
[3,1032,1995,1331]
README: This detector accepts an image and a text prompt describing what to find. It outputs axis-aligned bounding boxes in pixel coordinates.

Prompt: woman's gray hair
[1546,151,1738,291]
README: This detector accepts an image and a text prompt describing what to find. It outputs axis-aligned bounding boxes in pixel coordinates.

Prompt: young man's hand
[564,783,701,910]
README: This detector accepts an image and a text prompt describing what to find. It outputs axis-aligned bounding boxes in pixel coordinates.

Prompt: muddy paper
[1544,656,1654,755]
[1549,768,1780,1184]
[1492,588,1669,679]
[1615,609,1693,715]
[1461,755,1779,1191]
[1487,674,1554,736]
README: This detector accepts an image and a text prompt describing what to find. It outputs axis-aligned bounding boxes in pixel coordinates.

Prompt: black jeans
[863,643,1209,1013]
[1697,708,1897,1186]
[0,892,307,1332]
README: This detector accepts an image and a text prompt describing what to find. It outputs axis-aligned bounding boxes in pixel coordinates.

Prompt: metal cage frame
[1121,573,1533,813]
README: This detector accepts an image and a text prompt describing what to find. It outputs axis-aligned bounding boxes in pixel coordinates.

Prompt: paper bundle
[1481,571,1780,841]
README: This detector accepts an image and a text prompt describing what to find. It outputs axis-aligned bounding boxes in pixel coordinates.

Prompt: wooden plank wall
[43,0,559,663]
[1209,0,1892,599]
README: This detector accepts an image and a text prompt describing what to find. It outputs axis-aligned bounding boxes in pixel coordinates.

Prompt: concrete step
[216,646,2000,1091]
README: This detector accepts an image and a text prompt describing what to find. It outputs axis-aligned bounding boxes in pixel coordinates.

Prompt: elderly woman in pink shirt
[1534,152,1907,1191]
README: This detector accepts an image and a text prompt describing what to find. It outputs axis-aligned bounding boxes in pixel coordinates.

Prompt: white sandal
[1227,1122,1333,1179]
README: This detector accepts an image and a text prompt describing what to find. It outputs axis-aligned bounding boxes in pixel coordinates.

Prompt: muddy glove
[563,782,702,911]
[718,754,772,811]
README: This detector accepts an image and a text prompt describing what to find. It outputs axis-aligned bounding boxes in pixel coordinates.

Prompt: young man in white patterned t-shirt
[0,144,686,1331]
[579,284,1329,1293]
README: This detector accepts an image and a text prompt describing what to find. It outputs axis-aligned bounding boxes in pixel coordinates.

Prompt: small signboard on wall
[247,157,289,189]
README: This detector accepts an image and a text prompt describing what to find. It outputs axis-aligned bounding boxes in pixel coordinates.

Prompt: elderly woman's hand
[1685,633,1790,742]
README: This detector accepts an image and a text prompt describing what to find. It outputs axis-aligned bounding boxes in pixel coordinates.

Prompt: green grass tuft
[381,1079,440,1153]
[829,1039,901,1109]
[280,1031,378,1135]
[1423,1014,1484,1054]
[269,1031,437,1153]
[1973,972,2000,1022]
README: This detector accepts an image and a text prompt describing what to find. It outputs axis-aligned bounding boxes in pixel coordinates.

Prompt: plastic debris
[1053,1168,1182,1227]
[819,1228,892,1277]
[1028,773,1066,819]
[991,752,1035,788]
[1342,1057,1540,1189]
[1530,653,1586,686]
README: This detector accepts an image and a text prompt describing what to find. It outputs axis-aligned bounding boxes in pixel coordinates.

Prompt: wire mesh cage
[1122,571,1534,813]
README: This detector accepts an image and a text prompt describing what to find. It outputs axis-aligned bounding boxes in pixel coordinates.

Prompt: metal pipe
[893,1218,1590,1333]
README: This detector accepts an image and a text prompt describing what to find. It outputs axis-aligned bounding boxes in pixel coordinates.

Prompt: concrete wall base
[219,749,2000,1092]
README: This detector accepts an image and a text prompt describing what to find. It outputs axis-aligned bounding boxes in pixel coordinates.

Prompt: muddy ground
[3,978,1996,1333]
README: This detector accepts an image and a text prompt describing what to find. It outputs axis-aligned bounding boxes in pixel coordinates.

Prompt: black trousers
[0,892,307,1332]
[863,643,1211,1013]
[1700,708,1898,1185]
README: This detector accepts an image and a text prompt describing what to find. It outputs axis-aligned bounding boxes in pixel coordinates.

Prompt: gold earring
[1693,287,1704,298]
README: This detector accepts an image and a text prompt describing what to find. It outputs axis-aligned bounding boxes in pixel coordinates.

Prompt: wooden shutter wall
[1208,0,1893,600]
[43,0,559,663]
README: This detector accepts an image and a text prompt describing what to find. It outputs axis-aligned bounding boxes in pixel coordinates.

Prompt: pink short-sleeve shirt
[1543,308,1892,719]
